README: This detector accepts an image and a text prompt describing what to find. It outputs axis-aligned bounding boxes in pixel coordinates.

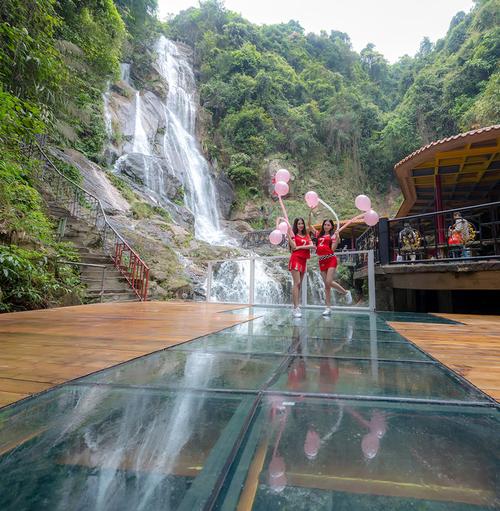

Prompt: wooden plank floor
[0,301,253,408]
[389,314,500,402]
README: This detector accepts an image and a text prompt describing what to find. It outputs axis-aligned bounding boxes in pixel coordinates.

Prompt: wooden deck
[389,314,500,402]
[0,301,252,408]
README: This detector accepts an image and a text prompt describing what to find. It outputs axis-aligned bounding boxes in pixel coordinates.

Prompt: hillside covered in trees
[0,0,498,310]
[166,0,499,217]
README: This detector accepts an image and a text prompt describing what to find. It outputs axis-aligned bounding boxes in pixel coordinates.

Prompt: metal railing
[206,250,376,311]
[356,201,500,266]
[34,143,150,301]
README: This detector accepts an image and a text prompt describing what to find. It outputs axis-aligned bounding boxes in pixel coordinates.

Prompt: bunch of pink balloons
[355,194,379,227]
[274,168,290,197]
[269,169,292,245]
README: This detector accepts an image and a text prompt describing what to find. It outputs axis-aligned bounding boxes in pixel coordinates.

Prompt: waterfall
[120,63,131,84]
[103,87,113,140]
[110,38,285,303]
[132,92,151,155]
[155,36,229,245]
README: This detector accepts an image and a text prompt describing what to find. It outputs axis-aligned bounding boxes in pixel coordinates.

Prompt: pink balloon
[355,194,371,212]
[275,169,291,183]
[361,432,380,459]
[305,191,319,208]
[304,429,321,460]
[369,411,387,439]
[278,221,289,234]
[268,456,287,492]
[274,180,289,196]
[364,209,379,226]
[269,229,283,245]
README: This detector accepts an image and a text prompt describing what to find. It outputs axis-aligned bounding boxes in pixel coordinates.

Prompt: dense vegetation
[166,0,499,215]
[0,0,157,310]
[0,0,498,309]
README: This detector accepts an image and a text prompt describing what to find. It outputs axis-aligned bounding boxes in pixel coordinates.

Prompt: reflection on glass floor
[0,307,498,511]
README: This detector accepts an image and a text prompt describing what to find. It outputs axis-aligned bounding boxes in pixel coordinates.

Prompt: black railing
[356,201,500,266]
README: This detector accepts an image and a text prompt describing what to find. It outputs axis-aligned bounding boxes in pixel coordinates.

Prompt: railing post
[301,271,308,307]
[100,266,106,303]
[206,262,213,302]
[368,250,376,312]
[378,217,389,265]
[249,257,255,305]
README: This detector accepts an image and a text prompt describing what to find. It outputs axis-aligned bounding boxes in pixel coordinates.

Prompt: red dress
[289,234,311,273]
[315,232,338,272]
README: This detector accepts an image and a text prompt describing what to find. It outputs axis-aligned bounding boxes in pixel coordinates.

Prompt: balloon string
[275,216,288,229]
[318,198,340,233]
[337,213,366,234]
[278,195,292,233]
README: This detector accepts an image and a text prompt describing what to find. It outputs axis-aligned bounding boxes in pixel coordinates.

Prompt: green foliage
[132,201,172,222]
[167,0,499,197]
[0,0,65,106]
[106,171,137,203]
[0,245,82,312]
[0,159,53,244]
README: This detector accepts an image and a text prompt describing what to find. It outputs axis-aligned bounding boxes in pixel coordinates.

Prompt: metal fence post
[249,257,255,305]
[206,262,213,302]
[100,266,106,303]
[368,250,376,312]
[301,271,308,307]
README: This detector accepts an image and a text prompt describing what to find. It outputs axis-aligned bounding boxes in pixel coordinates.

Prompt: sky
[158,0,475,62]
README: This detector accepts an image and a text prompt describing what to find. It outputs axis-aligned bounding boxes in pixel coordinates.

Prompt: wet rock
[214,172,235,219]
[50,148,130,214]
[116,153,182,201]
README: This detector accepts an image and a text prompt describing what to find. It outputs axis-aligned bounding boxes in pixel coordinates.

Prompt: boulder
[214,172,235,219]
[115,153,182,202]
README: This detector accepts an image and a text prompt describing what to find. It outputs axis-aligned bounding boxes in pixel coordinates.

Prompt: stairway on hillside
[46,200,139,303]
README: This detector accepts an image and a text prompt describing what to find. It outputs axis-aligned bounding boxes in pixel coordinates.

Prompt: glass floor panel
[216,397,500,510]
[378,311,462,324]
[175,334,430,361]
[0,307,497,511]
[0,385,255,511]
[81,350,285,392]
[202,328,411,344]
[292,338,431,361]
[173,334,294,354]
[271,357,487,402]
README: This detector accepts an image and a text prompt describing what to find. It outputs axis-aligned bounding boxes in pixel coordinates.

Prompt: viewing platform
[0,303,498,510]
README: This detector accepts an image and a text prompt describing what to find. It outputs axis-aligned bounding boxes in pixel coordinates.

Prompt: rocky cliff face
[50,39,247,300]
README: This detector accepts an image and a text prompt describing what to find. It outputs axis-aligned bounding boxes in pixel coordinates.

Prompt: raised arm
[307,209,316,236]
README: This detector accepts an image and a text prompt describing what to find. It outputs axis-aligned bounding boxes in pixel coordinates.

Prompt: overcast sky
[158,0,475,62]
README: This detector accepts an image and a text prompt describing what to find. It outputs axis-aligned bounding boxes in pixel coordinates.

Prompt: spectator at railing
[398,222,421,261]
[448,212,476,258]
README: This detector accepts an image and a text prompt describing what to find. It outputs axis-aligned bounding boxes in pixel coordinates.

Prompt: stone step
[86,288,137,296]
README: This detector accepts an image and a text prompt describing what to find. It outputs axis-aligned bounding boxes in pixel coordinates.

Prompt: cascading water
[155,36,228,245]
[45,353,218,510]
[132,92,151,155]
[153,36,285,302]
[120,63,131,84]
[111,37,285,303]
[103,87,113,140]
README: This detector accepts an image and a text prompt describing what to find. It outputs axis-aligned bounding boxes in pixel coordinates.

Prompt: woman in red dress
[308,213,352,315]
[287,218,314,318]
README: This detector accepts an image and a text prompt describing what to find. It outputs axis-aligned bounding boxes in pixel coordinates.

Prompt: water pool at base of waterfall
[0,307,498,511]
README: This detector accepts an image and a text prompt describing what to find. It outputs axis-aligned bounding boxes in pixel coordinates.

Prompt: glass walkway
[0,308,498,510]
